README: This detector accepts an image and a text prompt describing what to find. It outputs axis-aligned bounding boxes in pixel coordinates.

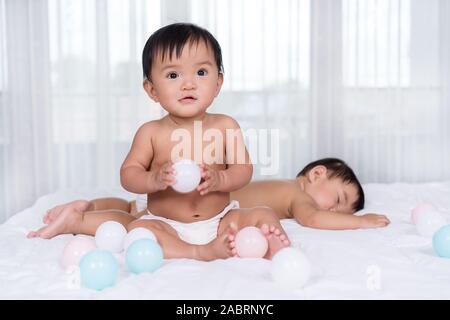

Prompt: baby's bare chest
[150,126,227,170]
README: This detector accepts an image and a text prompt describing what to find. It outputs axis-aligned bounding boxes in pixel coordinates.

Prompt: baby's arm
[291,196,390,230]
[120,122,175,194]
[197,117,252,195]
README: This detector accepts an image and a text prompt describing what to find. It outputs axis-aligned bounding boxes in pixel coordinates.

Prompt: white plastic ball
[171,159,201,193]
[123,227,157,251]
[271,247,311,288]
[416,209,447,237]
[95,221,127,253]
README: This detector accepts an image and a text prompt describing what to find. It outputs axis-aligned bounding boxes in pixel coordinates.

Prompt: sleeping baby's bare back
[231,180,307,219]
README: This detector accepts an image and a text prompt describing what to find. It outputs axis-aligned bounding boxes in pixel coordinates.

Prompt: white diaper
[135,194,148,212]
[139,200,240,245]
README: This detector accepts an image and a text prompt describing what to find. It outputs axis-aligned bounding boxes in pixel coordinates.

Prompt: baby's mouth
[179,96,197,104]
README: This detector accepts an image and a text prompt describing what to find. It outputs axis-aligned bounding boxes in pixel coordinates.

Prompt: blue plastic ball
[79,250,119,290]
[433,225,450,258]
[125,239,163,274]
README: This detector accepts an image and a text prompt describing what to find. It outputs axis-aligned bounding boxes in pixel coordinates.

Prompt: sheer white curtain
[339,0,450,182]
[187,0,312,179]
[1,0,54,223]
[1,0,449,222]
[0,0,163,222]
[188,0,450,183]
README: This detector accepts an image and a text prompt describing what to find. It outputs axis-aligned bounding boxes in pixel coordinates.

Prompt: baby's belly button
[191,213,204,220]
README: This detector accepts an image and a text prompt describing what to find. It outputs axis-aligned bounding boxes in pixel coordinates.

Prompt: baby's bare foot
[29,206,82,239]
[198,223,238,261]
[43,200,89,224]
[260,224,290,260]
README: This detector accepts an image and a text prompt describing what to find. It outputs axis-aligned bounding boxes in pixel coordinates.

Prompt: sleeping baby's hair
[297,158,365,212]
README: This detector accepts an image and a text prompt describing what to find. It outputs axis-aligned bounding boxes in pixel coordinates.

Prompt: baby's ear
[308,165,327,183]
[143,79,159,103]
[214,73,224,97]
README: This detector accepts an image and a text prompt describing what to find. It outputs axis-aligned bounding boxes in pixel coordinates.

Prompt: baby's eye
[167,72,178,79]
[197,69,207,76]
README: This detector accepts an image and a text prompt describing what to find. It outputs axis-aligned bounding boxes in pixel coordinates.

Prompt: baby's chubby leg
[127,219,237,261]
[28,207,136,239]
[86,198,143,219]
[44,197,134,224]
[218,207,291,259]
[43,199,89,224]
[88,197,132,212]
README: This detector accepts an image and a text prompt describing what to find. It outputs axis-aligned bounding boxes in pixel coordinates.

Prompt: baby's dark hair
[142,23,224,81]
[296,158,365,212]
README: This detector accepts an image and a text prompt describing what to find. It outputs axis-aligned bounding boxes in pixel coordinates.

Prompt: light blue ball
[433,225,450,258]
[125,239,163,274]
[79,249,119,290]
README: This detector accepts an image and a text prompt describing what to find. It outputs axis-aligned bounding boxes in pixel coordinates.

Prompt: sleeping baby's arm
[290,195,390,230]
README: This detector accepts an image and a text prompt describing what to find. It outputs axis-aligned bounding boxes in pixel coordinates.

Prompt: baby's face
[306,177,358,214]
[145,41,223,119]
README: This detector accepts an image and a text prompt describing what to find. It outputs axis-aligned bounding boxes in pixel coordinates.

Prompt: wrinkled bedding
[1,182,450,299]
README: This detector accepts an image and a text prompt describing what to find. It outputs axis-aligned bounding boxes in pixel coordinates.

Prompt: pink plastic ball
[61,236,97,269]
[235,226,268,258]
[411,203,435,224]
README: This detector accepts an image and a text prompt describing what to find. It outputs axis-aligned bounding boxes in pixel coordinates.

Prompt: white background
[0,0,449,222]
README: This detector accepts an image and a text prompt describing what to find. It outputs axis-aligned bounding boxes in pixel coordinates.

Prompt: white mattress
[1,182,450,299]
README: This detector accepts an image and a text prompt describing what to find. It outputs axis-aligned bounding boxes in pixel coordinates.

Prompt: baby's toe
[260,224,270,236]
[27,231,38,238]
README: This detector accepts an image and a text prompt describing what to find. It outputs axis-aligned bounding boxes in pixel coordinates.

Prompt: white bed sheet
[1,182,450,299]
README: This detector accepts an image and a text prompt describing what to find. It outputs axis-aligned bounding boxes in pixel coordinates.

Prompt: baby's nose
[182,77,196,90]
